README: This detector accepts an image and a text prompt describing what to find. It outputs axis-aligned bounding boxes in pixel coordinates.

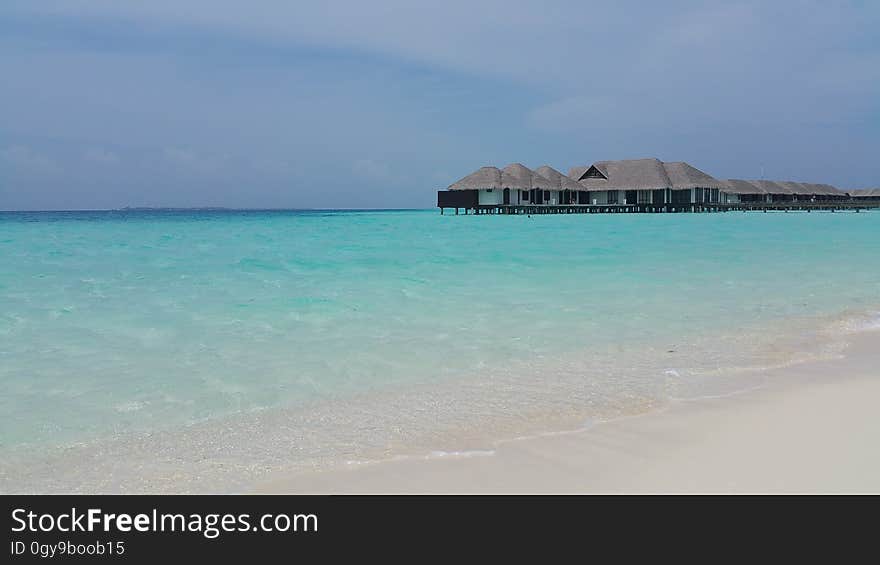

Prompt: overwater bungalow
[439,163,555,210]
[849,188,880,201]
[568,158,727,208]
[501,163,556,205]
[437,157,876,214]
[724,180,848,203]
[534,165,586,205]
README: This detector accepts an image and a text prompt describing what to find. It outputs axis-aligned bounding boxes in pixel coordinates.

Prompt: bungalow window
[607,190,618,204]
[522,190,529,202]
[544,190,550,201]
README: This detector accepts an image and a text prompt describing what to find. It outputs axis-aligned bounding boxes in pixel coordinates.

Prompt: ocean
[1,209,879,491]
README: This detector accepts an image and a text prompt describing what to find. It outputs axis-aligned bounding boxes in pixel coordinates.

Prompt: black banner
[2,495,876,562]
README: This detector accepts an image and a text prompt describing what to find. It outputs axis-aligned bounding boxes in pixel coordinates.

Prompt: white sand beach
[258,328,880,494]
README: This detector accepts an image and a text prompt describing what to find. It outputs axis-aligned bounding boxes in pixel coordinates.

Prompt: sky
[1,1,879,210]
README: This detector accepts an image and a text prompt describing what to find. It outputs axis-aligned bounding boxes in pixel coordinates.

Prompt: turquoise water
[1,209,879,491]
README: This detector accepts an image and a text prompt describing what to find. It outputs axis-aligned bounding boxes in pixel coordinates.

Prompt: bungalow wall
[559,190,579,205]
[587,191,607,205]
[737,193,767,203]
[690,188,721,204]
[477,189,503,206]
[671,189,693,205]
[521,189,561,205]
[586,190,626,205]
[722,192,741,203]
[437,190,478,208]
[813,194,846,202]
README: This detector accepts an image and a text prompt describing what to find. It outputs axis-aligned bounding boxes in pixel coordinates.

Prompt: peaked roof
[535,165,584,190]
[448,166,502,190]
[572,158,671,191]
[448,162,849,196]
[662,162,727,190]
[501,163,555,190]
[500,163,535,190]
[448,164,555,190]
[568,164,609,182]
[568,158,723,191]
[568,166,589,181]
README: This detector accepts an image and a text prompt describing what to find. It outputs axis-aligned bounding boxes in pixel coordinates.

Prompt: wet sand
[258,329,880,493]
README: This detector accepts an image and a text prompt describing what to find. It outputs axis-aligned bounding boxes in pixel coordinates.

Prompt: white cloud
[7,1,880,96]
[2,0,879,204]
[2,1,643,86]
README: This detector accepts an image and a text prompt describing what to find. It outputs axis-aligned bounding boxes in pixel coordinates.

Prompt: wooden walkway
[440,201,880,215]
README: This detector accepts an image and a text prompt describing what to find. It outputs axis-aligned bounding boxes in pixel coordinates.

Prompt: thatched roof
[449,163,556,191]
[448,161,850,197]
[501,163,534,190]
[811,184,845,195]
[778,181,809,194]
[536,165,584,191]
[754,180,792,194]
[723,179,765,194]
[448,166,502,190]
[849,188,880,197]
[568,158,724,192]
[786,182,842,196]
[568,162,612,181]
[568,166,590,182]
[663,162,727,190]
[571,158,670,191]
[501,163,556,190]
[724,179,845,195]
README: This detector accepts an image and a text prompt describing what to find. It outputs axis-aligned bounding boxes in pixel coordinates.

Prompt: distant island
[117,206,233,211]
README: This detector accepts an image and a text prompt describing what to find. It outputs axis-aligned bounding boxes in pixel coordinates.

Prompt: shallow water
[1,209,879,491]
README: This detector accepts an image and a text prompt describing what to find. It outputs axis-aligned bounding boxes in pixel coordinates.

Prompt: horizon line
[0,207,433,213]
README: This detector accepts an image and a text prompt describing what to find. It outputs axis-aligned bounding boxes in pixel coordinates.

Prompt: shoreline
[256,327,880,493]
[1,310,877,493]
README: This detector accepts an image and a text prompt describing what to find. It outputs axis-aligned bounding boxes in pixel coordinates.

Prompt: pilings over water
[439,202,880,215]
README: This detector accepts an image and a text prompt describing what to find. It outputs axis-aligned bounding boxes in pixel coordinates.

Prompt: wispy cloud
[1,0,878,208]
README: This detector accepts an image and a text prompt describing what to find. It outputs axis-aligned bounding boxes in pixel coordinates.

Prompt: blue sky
[1,1,878,209]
